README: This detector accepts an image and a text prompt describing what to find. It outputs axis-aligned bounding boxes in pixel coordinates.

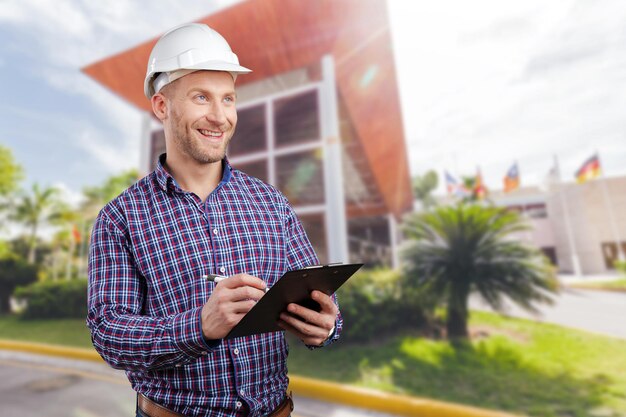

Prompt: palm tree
[412,170,439,211]
[402,202,557,339]
[11,183,65,264]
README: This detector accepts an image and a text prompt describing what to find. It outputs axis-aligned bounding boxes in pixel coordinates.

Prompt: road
[471,287,626,339]
[0,350,393,417]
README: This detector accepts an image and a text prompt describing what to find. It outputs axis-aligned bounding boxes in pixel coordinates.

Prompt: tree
[0,145,23,197]
[71,169,138,276]
[0,255,38,314]
[11,183,65,264]
[402,203,557,339]
[0,145,24,234]
[412,170,439,211]
[82,169,138,215]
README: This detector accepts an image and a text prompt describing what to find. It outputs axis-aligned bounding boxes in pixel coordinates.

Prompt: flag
[575,153,601,183]
[503,162,520,193]
[474,168,487,200]
[72,224,81,243]
[445,171,470,197]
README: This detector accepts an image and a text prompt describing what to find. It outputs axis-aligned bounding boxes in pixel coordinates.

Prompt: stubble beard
[170,108,233,164]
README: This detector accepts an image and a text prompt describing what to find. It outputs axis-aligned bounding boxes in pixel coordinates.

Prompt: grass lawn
[288,311,626,417]
[0,315,92,348]
[2,312,626,417]
[568,279,626,292]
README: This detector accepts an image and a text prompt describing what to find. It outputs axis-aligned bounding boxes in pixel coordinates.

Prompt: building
[82,0,413,267]
[487,177,626,274]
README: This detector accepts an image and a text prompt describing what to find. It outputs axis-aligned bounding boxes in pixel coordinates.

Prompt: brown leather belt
[137,392,294,417]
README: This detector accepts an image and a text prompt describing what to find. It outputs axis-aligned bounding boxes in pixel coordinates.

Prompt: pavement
[470,273,626,340]
[2,272,623,417]
[0,349,395,417]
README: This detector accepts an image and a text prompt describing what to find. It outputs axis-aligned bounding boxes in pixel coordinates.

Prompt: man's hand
[278,290,338,346]
[201,274,266,340]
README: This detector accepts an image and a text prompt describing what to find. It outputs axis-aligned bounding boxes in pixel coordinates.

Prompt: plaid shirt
[87,156,342,417]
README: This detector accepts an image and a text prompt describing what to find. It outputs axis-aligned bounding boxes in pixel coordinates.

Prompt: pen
[202,274,269,292]
[202,274,229,283]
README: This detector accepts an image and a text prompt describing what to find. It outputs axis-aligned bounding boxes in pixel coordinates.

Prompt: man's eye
[196,95,207,101]
[224,96,235,104]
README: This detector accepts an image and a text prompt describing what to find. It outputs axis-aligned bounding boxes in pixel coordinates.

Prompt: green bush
[615,260,626,276]
[14,279,88,319]
[0,255,38,314]
[337,268,427,343]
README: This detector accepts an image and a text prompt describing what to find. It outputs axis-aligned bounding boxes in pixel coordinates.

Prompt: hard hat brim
[183,60,251,74]
[144,61,252,98]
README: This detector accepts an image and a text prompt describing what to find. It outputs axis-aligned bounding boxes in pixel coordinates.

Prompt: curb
[289,375,521,417]
[0,339,522,417]
[564,284,626,294]
[0,339,103,363]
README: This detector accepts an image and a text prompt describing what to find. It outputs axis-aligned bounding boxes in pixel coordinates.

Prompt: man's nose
[205,102,227,126]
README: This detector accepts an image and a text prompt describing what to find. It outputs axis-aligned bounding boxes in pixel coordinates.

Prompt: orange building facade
[83,0,413,267]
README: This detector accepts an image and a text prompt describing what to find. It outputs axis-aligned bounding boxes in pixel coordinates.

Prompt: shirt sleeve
[86,209,219,372]
[282,196,343,347]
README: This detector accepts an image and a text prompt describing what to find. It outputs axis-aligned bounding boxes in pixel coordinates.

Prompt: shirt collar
[154,153,232,193]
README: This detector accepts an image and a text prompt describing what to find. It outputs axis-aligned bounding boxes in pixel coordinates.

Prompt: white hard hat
[144,23,251,98]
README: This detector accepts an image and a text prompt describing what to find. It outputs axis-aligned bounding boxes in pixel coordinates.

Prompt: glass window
[229,104,266,157]
[150,130,166,171]
[274,90,320,147]
[276,150,325,206]
[235,160,269,183]
[299,213,327,264]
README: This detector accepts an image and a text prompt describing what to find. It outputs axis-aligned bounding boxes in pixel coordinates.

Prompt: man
[87,23,341,417]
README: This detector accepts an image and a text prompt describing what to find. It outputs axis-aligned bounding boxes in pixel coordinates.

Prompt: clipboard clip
[303,262,343,269]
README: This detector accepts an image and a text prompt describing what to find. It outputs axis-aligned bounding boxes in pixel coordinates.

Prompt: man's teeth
[199,129,222,137]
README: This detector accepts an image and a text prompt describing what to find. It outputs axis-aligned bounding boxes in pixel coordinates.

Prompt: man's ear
[151,93,168,121]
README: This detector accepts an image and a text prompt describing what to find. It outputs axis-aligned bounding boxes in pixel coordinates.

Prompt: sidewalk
[557,272,622,285]
[0,342,520,417]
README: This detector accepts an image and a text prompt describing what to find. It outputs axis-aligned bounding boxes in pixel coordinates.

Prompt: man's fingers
[231,299,257,314]
[224,285,265,302]
[278,316,326,346]
[286,303,321,325]
[218,273,267,291]
[311,291,337,314]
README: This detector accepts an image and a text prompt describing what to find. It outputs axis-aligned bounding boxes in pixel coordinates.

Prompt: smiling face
[153,70,237,165]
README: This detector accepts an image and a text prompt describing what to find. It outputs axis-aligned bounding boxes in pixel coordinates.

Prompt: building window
[276,149,325,206]
[299,213,327,264]
[601,242,626,269]
[274,90,320,147]
[540,247,558,267]
[235,159,269,183]
[524,203,547,219]
[229,104,267,157]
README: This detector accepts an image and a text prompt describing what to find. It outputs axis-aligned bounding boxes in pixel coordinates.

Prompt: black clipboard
[225,263,363,339]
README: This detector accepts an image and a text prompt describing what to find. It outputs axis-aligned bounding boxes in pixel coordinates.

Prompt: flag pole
[554,155,582,277]
[597,151,625,262]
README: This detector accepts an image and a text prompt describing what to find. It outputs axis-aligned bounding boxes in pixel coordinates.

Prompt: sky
[1,0,625,202]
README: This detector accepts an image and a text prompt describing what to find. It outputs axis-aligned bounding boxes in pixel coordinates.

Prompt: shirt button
[175,364,182,367]
[220,266,226,273]
[213,228,218,235]
[201,351,208,355]
[235,401,242,409]
[240,390,245,396]
[233,348,239,355]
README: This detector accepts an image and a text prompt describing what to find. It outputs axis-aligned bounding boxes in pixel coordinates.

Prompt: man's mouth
[197,129,223,139]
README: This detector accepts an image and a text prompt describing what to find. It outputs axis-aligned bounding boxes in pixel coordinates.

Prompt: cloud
[74,127,139,174]
[53,181,87,209]
[389,0,626,195]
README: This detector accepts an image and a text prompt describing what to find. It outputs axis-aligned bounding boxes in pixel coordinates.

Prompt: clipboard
[225,263,363,339]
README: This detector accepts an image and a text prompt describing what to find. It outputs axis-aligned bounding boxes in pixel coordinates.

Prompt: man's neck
[164,153,223,202]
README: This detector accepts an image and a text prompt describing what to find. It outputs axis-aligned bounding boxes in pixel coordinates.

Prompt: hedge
[14,279,88,319]
[336,268,427,342]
